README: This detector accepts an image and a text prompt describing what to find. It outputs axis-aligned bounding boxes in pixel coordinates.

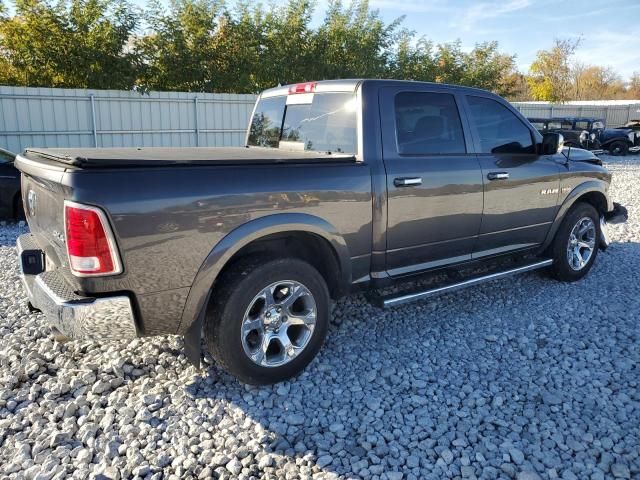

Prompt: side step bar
[379,259,554,308]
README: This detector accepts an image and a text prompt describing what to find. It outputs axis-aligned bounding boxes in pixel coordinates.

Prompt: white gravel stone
[0,155,638,479]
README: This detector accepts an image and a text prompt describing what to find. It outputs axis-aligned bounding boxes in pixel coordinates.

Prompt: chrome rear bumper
[17,234,138,340]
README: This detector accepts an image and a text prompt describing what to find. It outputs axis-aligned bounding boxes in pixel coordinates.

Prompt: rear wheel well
[215,231,345,300]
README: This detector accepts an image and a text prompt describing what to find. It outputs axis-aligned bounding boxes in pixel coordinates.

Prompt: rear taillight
[288,82,316,94]
[64,201,122,277]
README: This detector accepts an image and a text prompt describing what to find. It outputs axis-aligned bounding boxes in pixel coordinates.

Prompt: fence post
[194,97,199,147]
[89,94,98,147]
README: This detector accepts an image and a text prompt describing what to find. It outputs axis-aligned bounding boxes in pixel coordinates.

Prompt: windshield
[247,92,357,154]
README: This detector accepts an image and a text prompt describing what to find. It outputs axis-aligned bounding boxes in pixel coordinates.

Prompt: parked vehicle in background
[620,119,640,131]
[615,119,640,139]
[0,148,23,220]
[527,117,640,156]
[15,80,627,384]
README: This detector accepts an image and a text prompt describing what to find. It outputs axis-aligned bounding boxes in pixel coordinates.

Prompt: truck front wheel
[205,257,330,385]
[550,202,600,282]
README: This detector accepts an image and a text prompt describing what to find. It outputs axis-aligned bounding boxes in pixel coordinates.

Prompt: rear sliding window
[247,92,357,154]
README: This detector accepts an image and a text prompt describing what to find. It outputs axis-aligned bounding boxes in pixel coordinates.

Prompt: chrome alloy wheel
[567,216,597,271]
[241,280,317,367]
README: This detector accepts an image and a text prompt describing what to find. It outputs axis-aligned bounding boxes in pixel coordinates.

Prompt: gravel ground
[0,154,638,480]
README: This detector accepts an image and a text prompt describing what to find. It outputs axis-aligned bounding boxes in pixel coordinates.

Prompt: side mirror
[541,132,564,155]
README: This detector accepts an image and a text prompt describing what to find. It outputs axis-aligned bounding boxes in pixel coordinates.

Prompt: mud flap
[605,202,628,224]
[183,292,212,369]
[600,203,628,250]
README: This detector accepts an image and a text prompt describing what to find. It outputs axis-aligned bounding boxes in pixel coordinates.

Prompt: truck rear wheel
[550,202,600,282]
[205,257,330,385]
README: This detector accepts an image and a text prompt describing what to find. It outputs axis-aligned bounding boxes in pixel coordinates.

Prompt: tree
[138,0,223,92]
[388,32,437,82]
[526,38,579,102]
[626,72,640,100]
[500,71,531,101]
[0,0,141,89]
[458,41,517,97]
[0,0,566,96]
[309,0,402,81]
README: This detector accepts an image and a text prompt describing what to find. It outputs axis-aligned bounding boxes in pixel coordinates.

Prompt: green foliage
[0,0,519,94]
[526,38,579,103]
[0,0,140,88]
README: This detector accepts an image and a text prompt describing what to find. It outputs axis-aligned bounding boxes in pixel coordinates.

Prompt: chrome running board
[379,259,554,308]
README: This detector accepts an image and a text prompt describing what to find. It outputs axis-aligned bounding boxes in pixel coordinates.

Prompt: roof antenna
[562,142,571,164]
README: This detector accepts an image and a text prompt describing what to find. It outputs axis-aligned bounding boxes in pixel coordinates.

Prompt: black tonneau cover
[23,147,356,168]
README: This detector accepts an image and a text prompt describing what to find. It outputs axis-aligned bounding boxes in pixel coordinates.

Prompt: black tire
[608,141,629,156]
[550,202,600,282]
[205,256,330,385]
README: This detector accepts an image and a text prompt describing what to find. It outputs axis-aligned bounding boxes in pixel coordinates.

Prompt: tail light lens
[64,201,122,276]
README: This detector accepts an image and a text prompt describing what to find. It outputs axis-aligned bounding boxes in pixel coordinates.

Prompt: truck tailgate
[19,168,69,271]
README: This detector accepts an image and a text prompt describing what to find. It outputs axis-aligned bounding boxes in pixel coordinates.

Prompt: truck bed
[22,147,356,169]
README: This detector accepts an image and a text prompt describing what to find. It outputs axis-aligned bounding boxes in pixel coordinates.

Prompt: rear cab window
[247,91,357,154]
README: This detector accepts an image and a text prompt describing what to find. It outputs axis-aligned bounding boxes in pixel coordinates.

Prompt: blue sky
[308,0,640,80]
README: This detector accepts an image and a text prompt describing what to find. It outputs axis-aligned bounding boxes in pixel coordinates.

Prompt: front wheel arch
[541,183,609,253]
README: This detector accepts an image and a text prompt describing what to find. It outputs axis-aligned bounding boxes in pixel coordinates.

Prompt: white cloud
[451,0,532,31]
[574,31,640,80]
[368,0,451,13]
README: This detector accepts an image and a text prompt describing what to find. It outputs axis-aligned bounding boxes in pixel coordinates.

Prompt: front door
[463,94,562,258]
[380,87,484,276]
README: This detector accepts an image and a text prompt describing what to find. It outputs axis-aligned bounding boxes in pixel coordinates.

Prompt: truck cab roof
[260,79,500,98]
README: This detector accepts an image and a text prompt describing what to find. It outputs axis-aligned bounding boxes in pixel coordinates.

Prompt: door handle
[487,172,509,180]
[394,177,422,187]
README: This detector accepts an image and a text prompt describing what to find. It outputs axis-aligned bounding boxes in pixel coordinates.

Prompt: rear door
[462,94,561,258]
[380,86,483,276]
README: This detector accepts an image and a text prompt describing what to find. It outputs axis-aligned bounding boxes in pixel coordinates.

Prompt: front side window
[248,93,357,154]
[466,96,535,154]
[575,121,589,130]
[394,92,466,155]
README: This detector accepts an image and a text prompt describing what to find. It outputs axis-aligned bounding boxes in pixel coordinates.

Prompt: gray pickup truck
[15,79,627,384]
